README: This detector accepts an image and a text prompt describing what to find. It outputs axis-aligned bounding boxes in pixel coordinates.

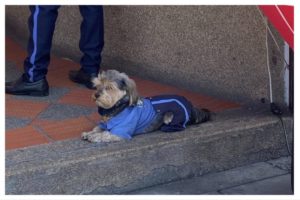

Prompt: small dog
[81,70,210,143]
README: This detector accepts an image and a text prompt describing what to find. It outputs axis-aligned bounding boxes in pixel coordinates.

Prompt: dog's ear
[99,71,106,79]
[91,77,101,88]
[122,76,139,106]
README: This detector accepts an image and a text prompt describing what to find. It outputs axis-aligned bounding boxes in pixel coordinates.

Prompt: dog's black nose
[94,93,100,98]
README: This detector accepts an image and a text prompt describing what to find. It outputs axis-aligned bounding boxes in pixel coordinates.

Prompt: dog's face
[92,70,139,109]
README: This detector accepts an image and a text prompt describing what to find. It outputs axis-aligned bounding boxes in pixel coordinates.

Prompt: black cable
[270,103,292,155]
[270,103,293,193]
[277,115,292,156]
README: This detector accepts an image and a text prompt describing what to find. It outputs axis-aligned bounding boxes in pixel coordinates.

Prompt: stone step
[5,108,293,194]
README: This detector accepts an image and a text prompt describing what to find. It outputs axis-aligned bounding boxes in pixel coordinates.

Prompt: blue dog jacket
[99,95,193,139]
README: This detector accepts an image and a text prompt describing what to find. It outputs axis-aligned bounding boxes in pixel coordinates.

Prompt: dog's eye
[105,86,112,90]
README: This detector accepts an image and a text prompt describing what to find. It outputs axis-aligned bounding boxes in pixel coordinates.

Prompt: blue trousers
[24,5,104,82]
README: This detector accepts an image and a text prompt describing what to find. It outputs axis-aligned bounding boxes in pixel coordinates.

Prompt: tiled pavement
[5,37,240,150]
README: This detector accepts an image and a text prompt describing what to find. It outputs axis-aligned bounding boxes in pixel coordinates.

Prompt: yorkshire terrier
[81,70,210,142]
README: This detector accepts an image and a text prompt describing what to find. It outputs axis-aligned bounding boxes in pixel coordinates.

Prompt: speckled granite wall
[5,5,287,105]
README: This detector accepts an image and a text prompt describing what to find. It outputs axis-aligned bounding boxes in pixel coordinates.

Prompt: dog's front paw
[87,133,104,143]
[81,131,90,140]
[86,131,122,143]
[82,126,101,140]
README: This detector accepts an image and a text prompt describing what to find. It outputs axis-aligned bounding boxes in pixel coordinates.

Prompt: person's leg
[6,5,60,96]
[24,5,60,82]
[79,5,104,75]
[69,5,104,89]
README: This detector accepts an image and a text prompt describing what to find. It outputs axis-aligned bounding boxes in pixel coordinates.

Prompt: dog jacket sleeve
[99,108,137,139]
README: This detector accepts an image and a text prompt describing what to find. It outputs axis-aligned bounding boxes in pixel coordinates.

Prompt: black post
[289,48,294,193]
[289,48,294,113]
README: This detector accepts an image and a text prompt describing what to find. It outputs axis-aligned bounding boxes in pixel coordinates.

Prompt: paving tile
[5,99,50,118]
[12,87,70,103]
[58,88,96,107]
[5,116,32,130]
[47,67,78,88]
[36,117,96,141]
[49,56,79,71]
[46,57,80,88]
[6,126,49,150]
[37,103,96,120]
[86,112,102,124]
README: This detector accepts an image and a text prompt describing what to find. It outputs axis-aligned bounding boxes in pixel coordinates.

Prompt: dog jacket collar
[98,94,130,117]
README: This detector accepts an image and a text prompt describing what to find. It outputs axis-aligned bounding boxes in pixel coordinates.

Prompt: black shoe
[190,107,210,124]
[5,75,49,96]
[69,69,97,89]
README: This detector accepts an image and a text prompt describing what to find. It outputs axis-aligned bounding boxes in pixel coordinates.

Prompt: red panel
[259,5,294,50]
